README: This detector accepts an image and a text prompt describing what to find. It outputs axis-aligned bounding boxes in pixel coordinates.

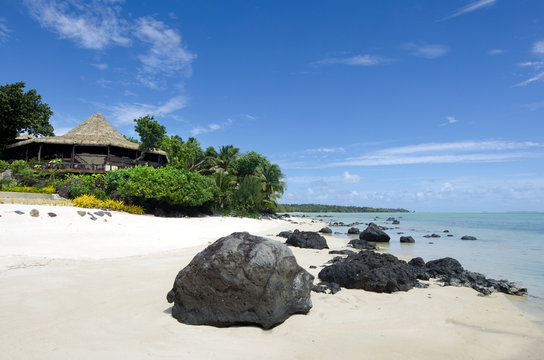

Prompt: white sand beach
[1,204,543,359]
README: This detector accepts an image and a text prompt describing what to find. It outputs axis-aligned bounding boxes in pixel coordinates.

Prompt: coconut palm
[258,162,286,206]
[214,145,240,174]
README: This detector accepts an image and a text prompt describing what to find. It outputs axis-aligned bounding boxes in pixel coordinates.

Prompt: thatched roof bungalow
[4,113,168,172]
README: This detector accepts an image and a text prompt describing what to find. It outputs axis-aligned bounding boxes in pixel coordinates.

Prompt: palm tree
[258,162,286,207]
[214,145,240,174]
[212,169,237,209]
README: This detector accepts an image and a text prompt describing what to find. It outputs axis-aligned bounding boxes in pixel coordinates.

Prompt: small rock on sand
[48,212,57,217]
[30,209,39,217]
[77,211,86,217]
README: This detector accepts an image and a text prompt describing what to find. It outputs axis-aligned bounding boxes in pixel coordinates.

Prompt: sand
[1,204,543,359]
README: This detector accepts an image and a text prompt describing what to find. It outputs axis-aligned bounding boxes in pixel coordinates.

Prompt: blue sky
[1,0,543,212]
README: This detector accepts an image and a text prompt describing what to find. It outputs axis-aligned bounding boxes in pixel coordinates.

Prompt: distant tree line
[276,203,410,213]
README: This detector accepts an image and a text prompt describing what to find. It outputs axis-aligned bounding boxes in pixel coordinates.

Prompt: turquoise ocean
[288,212,544,321]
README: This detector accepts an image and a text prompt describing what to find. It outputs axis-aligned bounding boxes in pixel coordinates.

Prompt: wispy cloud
[134,17,196,76]
[441,116,459,126]
[91,63,108,70]
[307,147,346,154]
[488,49,503,56]
[109,95,187,125]
[24,0,130,50]
[313,55,390,67]
[317,140,543,167]
[403,43,450,59]
[515,39,544,87]
[191,119,233,136]
[343,171,361,184]
[0,17,11,44]
[443,0,496,20]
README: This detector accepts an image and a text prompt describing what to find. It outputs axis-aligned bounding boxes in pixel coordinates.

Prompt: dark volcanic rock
[329,249,357,256]
[276,230,292,238]
[348,238,377,250]
[166,232,314,329]
[400,236,415,243]
[347,227,360,234]
[318,251,419,293]
[319,227,332,234]
[286,230,329,249]
[461,235,477,240]
[425,257,464,277]
[312,282,341,294]
[47,212,57,217]
[392,220,400,225]
[359,222,390,242]
[408,257,429,280]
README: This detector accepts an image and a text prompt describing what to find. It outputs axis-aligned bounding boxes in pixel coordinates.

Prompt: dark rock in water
[312,282,341,294]
[392,220,400,225]
[447,234,454,237]
[443,230,450,233]
[359,222,390,242]
[286,230,329,249]
[329,249,356,256]
[166,232,314,329]
[400,236,415,243]
[348,238,377,250]
[277,230,292,239]
[47,212,57,217]
[425,257,464,277]
[29,209,39,217]
[386,217,395,222]
[318,251,419,293]
[347,227,360,234]
[431,234,441,238]
[461,235,477,240]
[319,227,332,234]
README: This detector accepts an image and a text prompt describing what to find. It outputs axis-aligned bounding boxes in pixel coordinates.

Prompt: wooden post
[71,145,75,168]
[38,144,42,162]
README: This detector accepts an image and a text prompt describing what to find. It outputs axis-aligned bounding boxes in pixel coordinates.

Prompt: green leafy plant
[0,160,8,172]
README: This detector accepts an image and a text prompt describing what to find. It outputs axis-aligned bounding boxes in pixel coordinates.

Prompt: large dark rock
[425,257,464,277]
[347,227,360,234]
[400,236,415,243]
[461,235,477,240]
[347,238,377,250]
[318,251,419,293]
[408,257,429,280]
[359,222,390,242]
[166,232,314,329]
[286,230,329,249]
[276,230,292,238]
[319,227,332,234]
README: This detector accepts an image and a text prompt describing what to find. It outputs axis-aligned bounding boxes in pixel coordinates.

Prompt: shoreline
[1,204,543,359]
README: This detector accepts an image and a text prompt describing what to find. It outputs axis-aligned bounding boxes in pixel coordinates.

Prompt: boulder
[461,235,477,240]
[329,249,357,256]
[408,257,428,280]
[400,236,415,243]
[386,217,395,222]
[318,251,419,293]
[359,222,390,242]
[425,257,464,277]
[348,238,377,250]
[286,230,328,249]
[166,232,314,329]
[276,230,292,238]
[347,227,360,234]
[319,227,332,234]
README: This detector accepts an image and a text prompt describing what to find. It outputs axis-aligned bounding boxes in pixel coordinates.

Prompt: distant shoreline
[277,203,410,213]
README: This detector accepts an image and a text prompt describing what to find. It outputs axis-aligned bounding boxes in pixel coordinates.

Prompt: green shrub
[67,181,91,198]
[0,160,8,172]
[108,165,219,207]
[104,167,132,194]
[232,175,268,213]
[9,160,29,174]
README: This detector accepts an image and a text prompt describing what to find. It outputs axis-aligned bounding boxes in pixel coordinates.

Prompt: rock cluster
[166,232,314,329]
[359,222,390,242]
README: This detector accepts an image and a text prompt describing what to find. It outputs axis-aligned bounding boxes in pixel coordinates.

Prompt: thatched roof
[6,113,166,155]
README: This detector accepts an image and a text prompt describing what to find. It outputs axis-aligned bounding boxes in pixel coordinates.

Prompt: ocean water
[289,212,544,320]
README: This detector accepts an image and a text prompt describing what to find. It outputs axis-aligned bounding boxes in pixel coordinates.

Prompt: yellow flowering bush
[72,194,144,215]
[1,186,56,194]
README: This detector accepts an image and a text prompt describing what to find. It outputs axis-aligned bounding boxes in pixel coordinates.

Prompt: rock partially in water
[286,230,329,250]
[348,238,377,250]
[319,227,332,234]
[347,227,360,234]
[167,232,314,329]
[359,222,390,242]
[461,235,477,240]
[400,236,415,243]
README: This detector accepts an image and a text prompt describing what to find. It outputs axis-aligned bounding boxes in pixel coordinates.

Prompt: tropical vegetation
[276,204,410,213]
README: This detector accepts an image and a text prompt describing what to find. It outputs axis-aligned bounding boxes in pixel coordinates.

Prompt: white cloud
[488,49,503,56]
[91,63,108,70]
[0,17,11,44]
[319,140,543,167]
[533,40,544,55]
[134,17,196,76]
[444,0,496,20]
[515,71,544,87]
[404,43,450,59]
[441,116,459,126]
[307,147,346,154]
[24,0,130,50]
[313,55,390,67]
[343,171,361,184]
[109,95,187,125]
[190,118,232,136]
